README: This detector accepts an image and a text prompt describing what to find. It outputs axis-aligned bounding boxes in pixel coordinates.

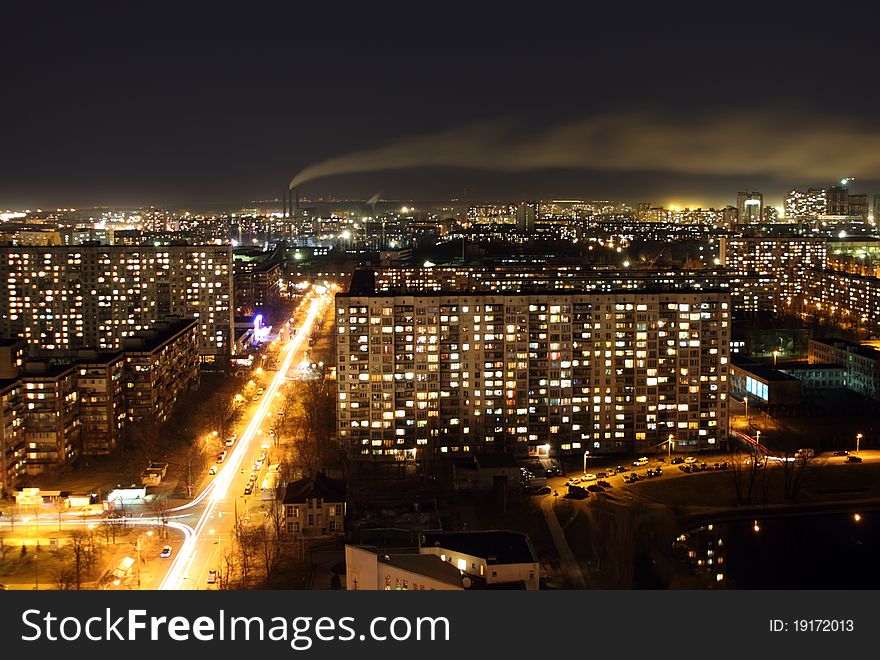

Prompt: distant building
[280,472,347,538]
[848,193,869,220]
[784,188,826,220]
[736,191,763,224]
[515,202,539,233]
[808,339,880,400]
[826,185,849,216]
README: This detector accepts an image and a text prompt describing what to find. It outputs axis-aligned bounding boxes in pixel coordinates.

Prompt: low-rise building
[729,357,802,406]
[808,339,880,400]
[420,530,541,590]
[280,472,347,538]
[452,453,521,492]
[345,545,464,590]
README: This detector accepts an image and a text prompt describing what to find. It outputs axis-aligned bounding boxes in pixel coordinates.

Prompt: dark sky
[3,3,880,209]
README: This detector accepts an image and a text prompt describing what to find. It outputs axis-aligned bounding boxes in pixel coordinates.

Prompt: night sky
[3,3,880,209]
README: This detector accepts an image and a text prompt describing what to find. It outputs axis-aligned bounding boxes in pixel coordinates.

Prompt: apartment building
[0,245,234,360]
[19,362,81,476]
[75,350,127,456]
[336,289,730,460]
[279,472,347,538]
[123,317,201,424]
[719,236,828,312]
[0,378,24,496]
[808,339,880,400]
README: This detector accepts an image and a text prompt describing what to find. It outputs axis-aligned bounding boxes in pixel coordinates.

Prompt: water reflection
[673,511,877,589]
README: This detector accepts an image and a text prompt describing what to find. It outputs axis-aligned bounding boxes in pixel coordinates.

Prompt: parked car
[679,464,691,473]
[160,546,173,558]
[597,480,612,489]
[616,465,629,473]
[833,450,849,456]
[209,465,217,475]
[244,485,253,495]
[596,471,608,479]
[207,570,217,584]
[216,451,227,463]
[633,457,649,467]
[566,477,581,486]
[582,473,597,481]
[684,457,697,464]
[587,484,605,493]
[847,455,863,463]
[567,484,589,498]
[670,457,684,465]
[526,485,552,496]
[646,468,658,478]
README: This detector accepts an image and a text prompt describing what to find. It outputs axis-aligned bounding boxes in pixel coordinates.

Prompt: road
[158,290,333,590]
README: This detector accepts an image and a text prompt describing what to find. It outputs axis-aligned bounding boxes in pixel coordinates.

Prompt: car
[616,465,629,473]
[260,441,271,450]
[567,477,581,485]
[655,466,663,475]
[605,467,616,475]
[216,451,227,463]
[258,452,267,462]
[582,473,597,481]
[596,471,608,479]
[847,455,863,463]
[209,465,217,475]
[646,468,658,478]
[526,485,552,496]
[721,461,731,469]
[587,484,605,493]
[252,395,260,402]
[679,464,691,473]
[567,485,589,499]
[833,450,849,457]
[257,387,265,395]
[548,466,563,477]
[670,457,684,465]
[684,457,697,464]
[225,436,236,446]
[207,570,218,584]
[629,473,640,482]
[795,448,815,459]
[160,545,172,558]
[244,485,253,495]
[597,480,612,489]
[699,462,708,471]
[254,459,264,470]
[633,457,649,467]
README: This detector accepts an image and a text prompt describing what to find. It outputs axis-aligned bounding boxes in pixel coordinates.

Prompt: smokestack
[283,188,289,219]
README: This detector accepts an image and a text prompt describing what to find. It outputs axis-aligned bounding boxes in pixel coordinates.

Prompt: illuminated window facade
[0,245,234,359]
[336,291,730,459]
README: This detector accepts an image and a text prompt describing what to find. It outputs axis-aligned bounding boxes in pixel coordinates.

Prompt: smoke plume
[289,111,880,189]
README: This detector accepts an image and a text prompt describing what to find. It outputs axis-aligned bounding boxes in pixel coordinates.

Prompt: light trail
[160,296,326,590]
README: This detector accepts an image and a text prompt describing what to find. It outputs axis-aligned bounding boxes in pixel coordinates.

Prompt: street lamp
[667,434,674,460]
[772,350,780,366]
[583,450,590,475]
[856,433,862,454]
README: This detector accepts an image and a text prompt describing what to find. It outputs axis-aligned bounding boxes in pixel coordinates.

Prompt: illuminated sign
[745,376,768,401]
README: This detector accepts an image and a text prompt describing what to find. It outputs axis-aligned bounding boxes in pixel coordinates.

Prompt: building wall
[0,245,234,358]
[344,545,462,591]
[76,356,126,455]
[336,291,730,460]
[20,368,81,475]
[0,382,24,496]
[420,546,539,590]
[283,498,345,538]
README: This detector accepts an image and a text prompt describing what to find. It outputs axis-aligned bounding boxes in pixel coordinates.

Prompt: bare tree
[68,529,98,590]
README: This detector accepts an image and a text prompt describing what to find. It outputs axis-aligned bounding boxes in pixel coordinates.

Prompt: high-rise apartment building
[736,191,763,224]
[0,245,234,360]
[336,289,730,461]
[826,185,849,215]
[784,188,826,219]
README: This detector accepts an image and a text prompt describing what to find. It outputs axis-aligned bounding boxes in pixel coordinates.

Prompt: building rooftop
[122,316,198,354]
[420,530,538,565]
[812,338,880,361]
[282,472,347,504]
[376,551,464,588]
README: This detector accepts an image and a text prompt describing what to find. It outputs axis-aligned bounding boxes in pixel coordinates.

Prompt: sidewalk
[539,495,586,588]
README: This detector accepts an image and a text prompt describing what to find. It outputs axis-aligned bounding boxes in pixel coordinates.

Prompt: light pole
[583,450,590,475]
[744,395,749,423]
[856,433,862,454]
[772,350,779,366]
[668,434,674,460]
